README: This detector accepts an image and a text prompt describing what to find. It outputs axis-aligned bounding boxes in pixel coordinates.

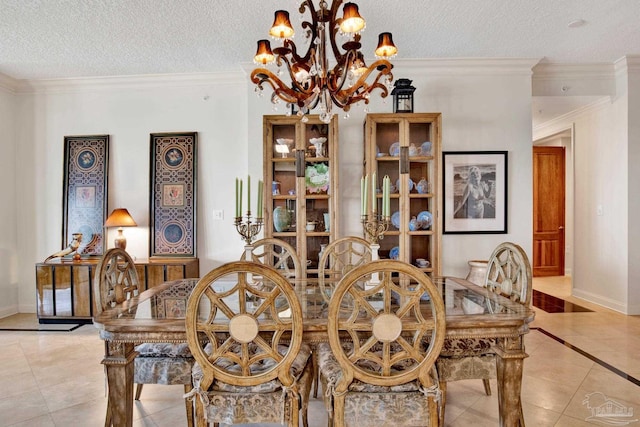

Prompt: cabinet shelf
[263,115,338,277]
[364,113,441,275]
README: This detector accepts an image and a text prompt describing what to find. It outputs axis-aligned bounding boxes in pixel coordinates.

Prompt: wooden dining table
[93,275,534,427]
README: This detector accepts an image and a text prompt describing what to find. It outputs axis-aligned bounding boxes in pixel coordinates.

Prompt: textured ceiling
[1,0,639,81]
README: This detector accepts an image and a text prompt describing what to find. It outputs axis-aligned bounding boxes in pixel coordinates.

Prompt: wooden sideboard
[35,257,199,323]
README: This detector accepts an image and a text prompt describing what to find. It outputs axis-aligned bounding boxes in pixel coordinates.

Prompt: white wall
[0,75,18,317]
[625,57,640,314]
[12,59,537,314]
[16,74,248,313]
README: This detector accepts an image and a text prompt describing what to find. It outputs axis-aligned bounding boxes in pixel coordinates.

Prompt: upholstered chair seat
[133,342,194,385]
[188,343,313,424]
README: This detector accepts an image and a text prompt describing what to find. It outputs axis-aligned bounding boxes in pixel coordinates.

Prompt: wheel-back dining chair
[436,241,532,426]
[317,260,446,427]
[317,236,372,304]
[240,237,302,279]
[184,261,313,427]
[94,248,194,427]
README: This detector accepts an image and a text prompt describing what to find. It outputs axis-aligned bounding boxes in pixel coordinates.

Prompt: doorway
[532,145,566,277]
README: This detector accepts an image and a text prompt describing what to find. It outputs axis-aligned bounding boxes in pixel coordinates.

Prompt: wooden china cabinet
[363,113,441,276]
[262,115,338,277]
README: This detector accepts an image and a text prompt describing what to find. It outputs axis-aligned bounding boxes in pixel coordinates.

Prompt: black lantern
[391,78,416,113]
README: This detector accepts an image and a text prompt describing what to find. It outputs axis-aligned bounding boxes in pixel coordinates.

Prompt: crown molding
[532,62,615,81]
[387,58,542,75]
[15,71,245,94]
[614,55,640,76]
[0,72,19,94]
[533,96,610,140]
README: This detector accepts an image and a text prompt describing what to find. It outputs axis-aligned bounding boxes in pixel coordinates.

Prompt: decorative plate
[396,178,414,193]
[391,211,400,229]
[417,210,433,229]
[389,142,400,156]
[421,141,432,156]
[305,163,330,194]
[389,246,400,260]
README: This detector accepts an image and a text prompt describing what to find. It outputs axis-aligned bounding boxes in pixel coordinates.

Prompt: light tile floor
[0,276,638,426]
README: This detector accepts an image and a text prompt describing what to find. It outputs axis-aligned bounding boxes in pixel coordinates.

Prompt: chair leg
[482,378,492,396]
[135,383,143,400]
[184,384,194,427]
[312,349,320,398]
[438,380,447,427]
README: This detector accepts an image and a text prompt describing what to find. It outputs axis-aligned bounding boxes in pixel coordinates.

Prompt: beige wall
[0,79,17,317]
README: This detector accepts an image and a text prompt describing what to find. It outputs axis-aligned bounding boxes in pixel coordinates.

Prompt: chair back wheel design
[94,248,140,313]
[318,236,372,303]
[186,261,304,388]
[485,242,532,306]
[241,237,302,279]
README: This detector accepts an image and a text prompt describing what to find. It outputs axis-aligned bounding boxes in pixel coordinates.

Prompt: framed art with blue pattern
[150,132,197,257]
[62,135,109,256]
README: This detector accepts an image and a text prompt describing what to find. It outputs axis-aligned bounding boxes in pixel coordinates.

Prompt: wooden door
[533,146,565,276]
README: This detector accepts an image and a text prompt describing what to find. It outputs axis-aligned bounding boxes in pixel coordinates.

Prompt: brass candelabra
[235,213,263,245]
[361,213,390,245]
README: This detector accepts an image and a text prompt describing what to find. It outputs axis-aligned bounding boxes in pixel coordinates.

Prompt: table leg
[494,336,527,427]
[102,341,137,427]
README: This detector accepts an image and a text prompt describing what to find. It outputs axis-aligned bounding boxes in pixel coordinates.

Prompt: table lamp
[105,208,137,250]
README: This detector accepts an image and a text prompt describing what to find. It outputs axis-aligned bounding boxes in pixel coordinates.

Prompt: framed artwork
[443,151,508,234]
[62,135,109,256]
[150,132,197,257]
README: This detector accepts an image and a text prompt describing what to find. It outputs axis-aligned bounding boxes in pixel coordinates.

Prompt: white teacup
[416,258,430,268]
[306,222,316,232]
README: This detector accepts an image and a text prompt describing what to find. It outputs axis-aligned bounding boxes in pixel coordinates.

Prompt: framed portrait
[443,151,508,234]
[150,132,197,257]
[62,135,109,256]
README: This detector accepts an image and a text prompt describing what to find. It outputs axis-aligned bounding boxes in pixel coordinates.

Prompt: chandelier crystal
[251,0,397,123]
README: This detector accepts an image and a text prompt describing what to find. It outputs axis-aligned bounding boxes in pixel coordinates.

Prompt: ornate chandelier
[251,1,397,123]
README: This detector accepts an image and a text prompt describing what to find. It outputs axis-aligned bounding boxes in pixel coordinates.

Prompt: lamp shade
[269,10,294,39]
[375,32,397,58]
[340,3,366,34]
[254,39,275,65]
[105,208,137,228]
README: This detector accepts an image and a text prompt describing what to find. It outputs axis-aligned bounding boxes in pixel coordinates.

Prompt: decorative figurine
[44,233,82,262]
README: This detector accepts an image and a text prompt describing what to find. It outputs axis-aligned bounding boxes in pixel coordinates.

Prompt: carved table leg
[494,336,527,427]
[102,341,137,427]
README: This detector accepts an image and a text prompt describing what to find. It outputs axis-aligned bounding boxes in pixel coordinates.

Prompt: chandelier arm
[251,68,306,104]
[326,48,357,94]
[295,0,321,65]
[273,52,318,96]
[331,60,393,107]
